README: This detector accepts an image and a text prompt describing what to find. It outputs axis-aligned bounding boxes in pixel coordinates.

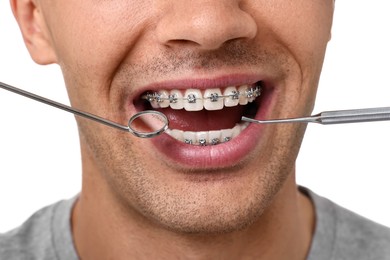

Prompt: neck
[72,153,314,259]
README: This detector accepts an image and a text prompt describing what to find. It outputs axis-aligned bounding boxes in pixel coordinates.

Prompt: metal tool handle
[0,81,169,138]
[0,81,130,131]
[319,107,390,125]
[242,106,390,125]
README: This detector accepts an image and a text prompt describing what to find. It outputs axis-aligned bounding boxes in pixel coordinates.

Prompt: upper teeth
[142,84,262,111]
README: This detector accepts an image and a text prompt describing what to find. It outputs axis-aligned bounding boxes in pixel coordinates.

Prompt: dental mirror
[0,81,168,138]
[128,110,169,138]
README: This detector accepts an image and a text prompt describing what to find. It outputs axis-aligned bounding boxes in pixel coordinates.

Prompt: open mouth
[137,81,265,146]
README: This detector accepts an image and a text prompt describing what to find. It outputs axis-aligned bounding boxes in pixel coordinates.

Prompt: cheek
[45,0,155,89]
[270,1,333,110]
[248,0,333,67]
[281,2,333,73]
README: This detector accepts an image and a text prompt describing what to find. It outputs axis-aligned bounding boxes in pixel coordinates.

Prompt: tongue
[160,106,245,131]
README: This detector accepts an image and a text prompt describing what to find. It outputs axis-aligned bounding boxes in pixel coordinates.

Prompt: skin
[11,0,334,259]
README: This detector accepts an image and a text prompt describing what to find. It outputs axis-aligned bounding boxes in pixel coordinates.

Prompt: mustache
[120,41,291,78]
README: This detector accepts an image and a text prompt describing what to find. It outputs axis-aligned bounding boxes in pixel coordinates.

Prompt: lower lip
[152,123,266,168]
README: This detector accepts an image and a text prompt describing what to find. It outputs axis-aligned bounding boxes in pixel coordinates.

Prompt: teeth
[143,84,262,111]
[183,131,196,145]
[165,122,249,146]
[197,132,208,146]
[184,89,203,111]
[209,130,221,145]
[169,129,184,140]
[143,84,262,145]
[238,85,249,105]
[169,90,184,110]
[224,86,240,107]
[221,129,233,142]
[150,90,170,109]
[231,124,242,139]
[203,88,223,111]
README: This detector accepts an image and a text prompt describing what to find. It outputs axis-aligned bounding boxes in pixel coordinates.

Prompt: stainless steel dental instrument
[241,107,390,125]
[0,81,168,138]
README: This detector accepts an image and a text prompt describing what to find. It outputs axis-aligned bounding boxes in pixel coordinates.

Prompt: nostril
[164,39,203,49]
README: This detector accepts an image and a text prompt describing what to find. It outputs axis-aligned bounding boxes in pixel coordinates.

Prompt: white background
[1,1,390,232]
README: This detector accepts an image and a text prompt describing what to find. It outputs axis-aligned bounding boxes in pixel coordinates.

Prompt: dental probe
[0,81,168,138]
[242,107,390,125]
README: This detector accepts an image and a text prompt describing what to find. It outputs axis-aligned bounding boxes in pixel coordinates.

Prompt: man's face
[35,0,333,233]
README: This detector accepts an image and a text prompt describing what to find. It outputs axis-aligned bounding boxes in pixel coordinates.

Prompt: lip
[131,74,276,169]
[152,123,266,169]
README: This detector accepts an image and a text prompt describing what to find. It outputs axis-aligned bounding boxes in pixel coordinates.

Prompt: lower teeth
[165,122,249,146]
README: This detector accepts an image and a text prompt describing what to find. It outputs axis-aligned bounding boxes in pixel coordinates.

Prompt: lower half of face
[52,0,333,233]
[78,114,308,233]
[74,63,313,233]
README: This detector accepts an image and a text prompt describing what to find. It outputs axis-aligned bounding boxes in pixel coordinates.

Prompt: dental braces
[184,136,232,146]
[142,86,262,104]
[166,118,251,146]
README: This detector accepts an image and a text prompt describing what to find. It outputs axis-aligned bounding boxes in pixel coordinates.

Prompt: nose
[155,1,257,50]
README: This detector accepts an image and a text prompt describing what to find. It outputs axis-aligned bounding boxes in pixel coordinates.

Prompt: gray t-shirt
[1,189,390,260]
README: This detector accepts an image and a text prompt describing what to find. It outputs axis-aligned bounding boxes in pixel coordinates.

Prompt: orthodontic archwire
[142,86,262,104]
